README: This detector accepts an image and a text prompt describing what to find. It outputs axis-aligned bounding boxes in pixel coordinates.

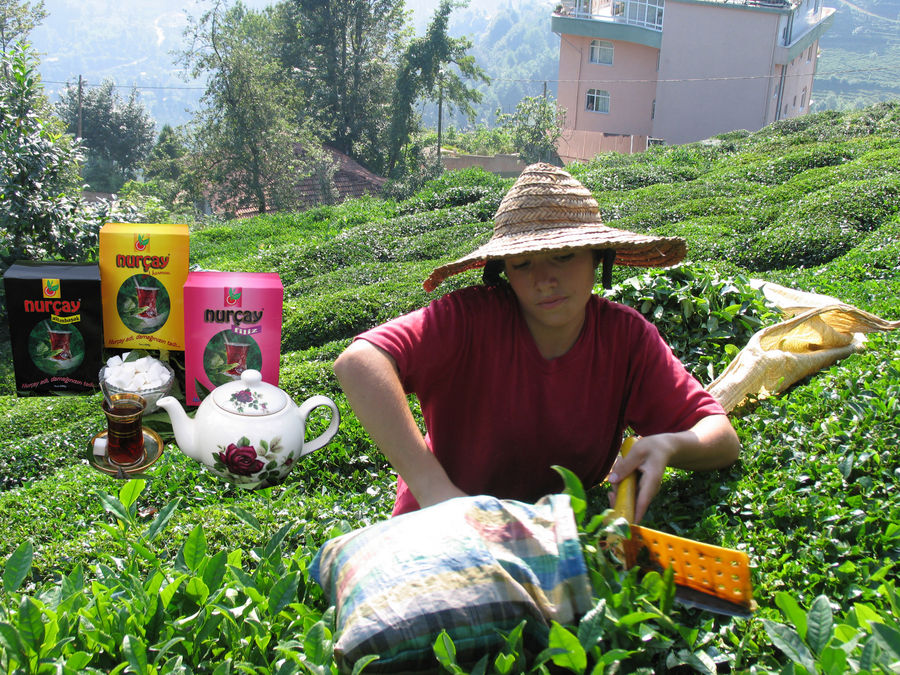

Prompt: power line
[491,66,900,85]
[42,64,899,97]
[43,79,206,91]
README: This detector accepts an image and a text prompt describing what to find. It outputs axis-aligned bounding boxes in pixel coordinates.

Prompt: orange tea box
[183,271,284,405]
[99,223,189,350]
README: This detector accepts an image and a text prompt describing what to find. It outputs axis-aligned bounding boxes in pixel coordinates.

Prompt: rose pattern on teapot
[228,388,269,414]
[212,434,290,487]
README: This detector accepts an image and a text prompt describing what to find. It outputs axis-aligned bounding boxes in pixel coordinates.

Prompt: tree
[55,79,156,193]
[385,0,488,176]
[273,0,407,170]
[496,95,566,165]
[142,124,190,206]
[178,0,327,216]
[0,0,46,56]
[0,43,97,270]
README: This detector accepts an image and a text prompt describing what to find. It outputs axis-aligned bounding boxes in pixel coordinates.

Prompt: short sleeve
[622,316,725,436]
[355,288,478,395]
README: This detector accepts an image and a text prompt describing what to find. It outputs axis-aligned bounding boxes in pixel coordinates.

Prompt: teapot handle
[296,395,341,457]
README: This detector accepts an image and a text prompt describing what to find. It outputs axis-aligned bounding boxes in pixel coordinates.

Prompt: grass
[0,102,899,673]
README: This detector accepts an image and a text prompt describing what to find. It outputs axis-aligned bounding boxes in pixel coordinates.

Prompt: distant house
[218,147,387,219]
[551,0,835,160]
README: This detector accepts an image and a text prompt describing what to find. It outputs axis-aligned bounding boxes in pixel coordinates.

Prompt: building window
[651,99,656,120]
[807,45,814,62]
[586,89,610,114]
[589,40,614,65]
[793,95,797,107]
[801,88,807,108]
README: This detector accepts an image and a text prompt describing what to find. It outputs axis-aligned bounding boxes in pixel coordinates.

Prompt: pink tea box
[183,271,284,406]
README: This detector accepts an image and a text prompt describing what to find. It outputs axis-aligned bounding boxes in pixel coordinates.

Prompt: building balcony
[552,0,664,48]
[555,0,664,30]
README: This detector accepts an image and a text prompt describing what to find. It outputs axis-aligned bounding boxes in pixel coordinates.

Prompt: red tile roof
[220,146,387,219]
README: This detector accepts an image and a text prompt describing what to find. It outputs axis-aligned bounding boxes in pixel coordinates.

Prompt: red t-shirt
[357,284,724,515]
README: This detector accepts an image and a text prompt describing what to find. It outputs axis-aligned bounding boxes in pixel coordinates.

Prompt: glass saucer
[87,427,165,478]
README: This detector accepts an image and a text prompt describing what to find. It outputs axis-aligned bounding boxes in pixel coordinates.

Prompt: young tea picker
[334,163,739,521]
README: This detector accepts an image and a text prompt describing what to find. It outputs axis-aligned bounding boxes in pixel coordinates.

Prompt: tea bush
[603,264,780,383]
[397,166,510,215]
[2,103,900,673]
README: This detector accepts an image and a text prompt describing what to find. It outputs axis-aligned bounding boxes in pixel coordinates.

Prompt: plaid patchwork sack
[310,493,593,674]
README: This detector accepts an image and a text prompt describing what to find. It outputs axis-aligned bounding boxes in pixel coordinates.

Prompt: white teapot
[156,369,340,489]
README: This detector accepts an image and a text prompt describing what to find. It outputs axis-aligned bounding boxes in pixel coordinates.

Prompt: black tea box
[3,262,103,396]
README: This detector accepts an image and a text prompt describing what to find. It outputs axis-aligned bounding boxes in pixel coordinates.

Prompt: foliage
[273,0,407,168]
[436,123,516,156]
[177,0,329,217]
[0,43,102,271]
[140,124,196,212]
[385,0,488,176]
[0,0,45,55]
[0,479,339,673]
[603,265,780,384]
[496,94,565,165]
[55,78,156,193]
[2,103,900,673]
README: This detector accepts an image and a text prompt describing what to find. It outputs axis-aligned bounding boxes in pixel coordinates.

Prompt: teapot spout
[156,396,200,461]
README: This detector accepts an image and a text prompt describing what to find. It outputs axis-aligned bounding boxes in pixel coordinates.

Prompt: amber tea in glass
[223,334,250,377]
[103,393,146,465]
[135,283,159,318]
[48,328,72,360]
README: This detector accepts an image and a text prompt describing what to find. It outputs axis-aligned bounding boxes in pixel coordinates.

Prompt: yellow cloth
[706,281,899,413]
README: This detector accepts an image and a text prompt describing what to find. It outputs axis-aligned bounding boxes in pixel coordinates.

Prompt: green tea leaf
[185,576,210,605]
[551,465,586,525]
[303,620,333,666]
[806,595,834,656]
[775,591,808,639]
[144,497,181,542]
[268,571,300,616]
[202,550,228,593]
[818,645,849,674]
[227,504,262,532]
[182,523,208,573]
[351,655,380,675]
[64,651,92,671]
[0,622,28,666]
[123,634,149,675]
[263,522,294,561]
[3,540,33,593]
[871,621,900,660]
[494,652,516,675]
[576,599,607,649]
[548,621,587,672]
[763,619,815,673]
[160,575,186,609]
[118,478,146,510]
[854,602,882,630]
[98,492,130,524]
[434,630,458,668]
[17,596,44,654]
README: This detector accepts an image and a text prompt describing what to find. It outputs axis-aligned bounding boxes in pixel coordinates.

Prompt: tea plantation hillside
[0,102,898,672]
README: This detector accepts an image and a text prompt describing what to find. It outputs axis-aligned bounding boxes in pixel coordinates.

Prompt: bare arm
[333,339,466,509]
[607,414,739,522]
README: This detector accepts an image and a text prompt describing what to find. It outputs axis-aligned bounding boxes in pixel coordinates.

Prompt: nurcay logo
[134,233,150,251]
[42,278,61,299]
[225,287,242,307]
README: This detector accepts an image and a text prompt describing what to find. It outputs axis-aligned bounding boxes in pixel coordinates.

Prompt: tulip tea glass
[103,393,147,466]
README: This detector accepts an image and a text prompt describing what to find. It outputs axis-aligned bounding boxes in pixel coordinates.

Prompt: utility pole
[437,69,444,164]
[77,75,83,139]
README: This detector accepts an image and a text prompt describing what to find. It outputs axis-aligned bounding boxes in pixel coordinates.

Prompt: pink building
[551,0,835,160]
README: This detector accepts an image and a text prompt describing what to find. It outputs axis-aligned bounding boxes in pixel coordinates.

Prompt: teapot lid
[212,370,287,416]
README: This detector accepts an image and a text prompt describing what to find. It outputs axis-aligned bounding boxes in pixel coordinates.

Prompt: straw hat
[423,162,686,292]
